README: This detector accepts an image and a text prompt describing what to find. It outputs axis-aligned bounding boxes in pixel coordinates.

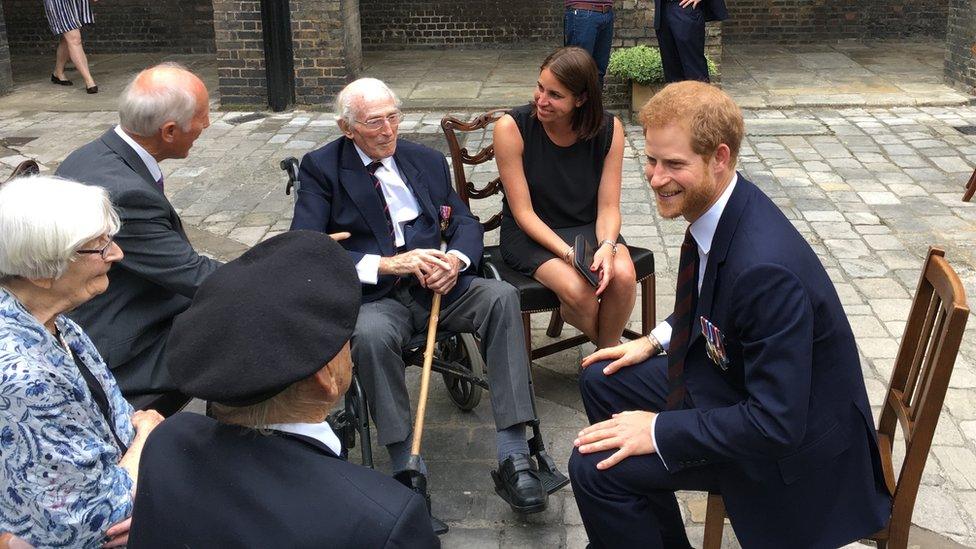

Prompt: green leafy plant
[608,45,718,85]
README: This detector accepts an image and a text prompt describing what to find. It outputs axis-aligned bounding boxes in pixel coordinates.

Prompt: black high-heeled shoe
[51,74,73,86]
[86,85,98,94]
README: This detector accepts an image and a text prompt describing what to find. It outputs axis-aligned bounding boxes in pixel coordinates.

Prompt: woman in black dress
[45,0,99,93]
[495,47,635,349]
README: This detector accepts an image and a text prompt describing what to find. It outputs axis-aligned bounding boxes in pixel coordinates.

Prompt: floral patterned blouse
[0,287,135,548]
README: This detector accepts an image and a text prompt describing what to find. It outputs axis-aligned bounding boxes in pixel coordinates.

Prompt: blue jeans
[564,7,614,85]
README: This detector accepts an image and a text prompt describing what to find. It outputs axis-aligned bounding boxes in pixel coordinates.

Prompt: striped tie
[665,228,699,410]
[367,161,396,246]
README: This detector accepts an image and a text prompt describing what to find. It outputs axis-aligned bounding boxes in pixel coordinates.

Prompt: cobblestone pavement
[3,99,976,547]
[723,41,973,109]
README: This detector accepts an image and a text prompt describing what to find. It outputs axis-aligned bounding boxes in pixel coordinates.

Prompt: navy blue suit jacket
[291,137,484,306]
[653,0,728,29]
[655,177,890,547]
[128,413,438,548]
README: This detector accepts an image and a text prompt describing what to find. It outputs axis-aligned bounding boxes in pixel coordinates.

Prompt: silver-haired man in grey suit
[57,62,220,415]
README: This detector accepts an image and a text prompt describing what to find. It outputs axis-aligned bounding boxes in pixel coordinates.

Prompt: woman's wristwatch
[599,239,618,256]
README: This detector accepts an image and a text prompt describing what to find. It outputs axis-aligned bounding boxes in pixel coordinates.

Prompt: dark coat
[654,177,891,547]
[57,130,220,395]
[290,137,484,307]
[128,413,439,549]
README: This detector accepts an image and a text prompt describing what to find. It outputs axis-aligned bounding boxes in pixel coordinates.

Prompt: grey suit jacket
[57,129,221,396]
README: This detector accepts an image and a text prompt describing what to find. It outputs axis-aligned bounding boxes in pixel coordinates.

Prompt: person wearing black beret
[126,230,439,549]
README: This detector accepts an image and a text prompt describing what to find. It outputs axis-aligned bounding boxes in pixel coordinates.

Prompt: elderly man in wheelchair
[288,78,567,525]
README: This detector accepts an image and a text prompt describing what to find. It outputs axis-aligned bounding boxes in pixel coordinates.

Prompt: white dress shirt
[114,125,163,184]
[265,420,343,456]
[649,172,738,469]
[352,144,471,284]
[649,173,739,349]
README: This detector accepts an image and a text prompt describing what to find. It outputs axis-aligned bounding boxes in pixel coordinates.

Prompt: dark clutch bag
[573,234,600,288]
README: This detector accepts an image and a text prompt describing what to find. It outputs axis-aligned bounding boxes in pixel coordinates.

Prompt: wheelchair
[281,157,569,495]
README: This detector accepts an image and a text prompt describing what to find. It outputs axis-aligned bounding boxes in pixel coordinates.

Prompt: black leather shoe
[51,74,73,86]
[86,85,99,94]
[491,453,548,514]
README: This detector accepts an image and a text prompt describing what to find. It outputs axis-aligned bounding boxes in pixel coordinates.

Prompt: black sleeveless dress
[500,103,622,276]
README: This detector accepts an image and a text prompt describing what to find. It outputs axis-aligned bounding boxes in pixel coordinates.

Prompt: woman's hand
[131,409,163,436]
[103,518,130,548]
[591,242,615,296]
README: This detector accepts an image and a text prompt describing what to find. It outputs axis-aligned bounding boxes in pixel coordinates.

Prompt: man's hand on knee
[581,337,659,375]
[574,411,658,470]
[378,249,452,286]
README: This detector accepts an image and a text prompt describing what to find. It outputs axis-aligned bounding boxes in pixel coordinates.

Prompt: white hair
[118,62,200,137]
[0,176,120,281]
[334,78,401,125]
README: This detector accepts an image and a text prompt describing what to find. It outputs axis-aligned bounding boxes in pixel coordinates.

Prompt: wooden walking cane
[393,205,453,536]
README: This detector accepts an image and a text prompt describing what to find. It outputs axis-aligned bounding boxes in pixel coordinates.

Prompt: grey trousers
[351,278,537,446]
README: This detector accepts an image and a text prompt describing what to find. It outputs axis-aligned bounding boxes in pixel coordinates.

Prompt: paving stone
[859,191,902,205]
[911,485,970,537]
[944,389,976,420]
[932,446,976,490]
[863,234,905,251]
[858,337,900,359]
[852,277,910,299]
[848,315,890,339]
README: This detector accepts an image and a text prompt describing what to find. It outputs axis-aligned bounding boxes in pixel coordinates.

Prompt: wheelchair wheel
[438,333,484,411]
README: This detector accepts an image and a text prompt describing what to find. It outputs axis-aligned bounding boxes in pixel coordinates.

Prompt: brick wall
[1,0,214,54]
[724,0,948,43]
[212,0,266,108]
[291,0,361,106]
[944,0,976,94]
[214,0,360,109]
[359,0,562,49]
[0,4,12,94]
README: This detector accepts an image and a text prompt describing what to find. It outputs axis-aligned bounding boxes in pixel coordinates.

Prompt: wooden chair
[2,159,39,184]
[964,167,975,202]
[440,110,656,361]
[702,246,970,549]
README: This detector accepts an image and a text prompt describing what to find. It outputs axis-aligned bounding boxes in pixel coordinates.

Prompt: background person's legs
[53,37,70,81]
[661,2,709,82]
[62,29,96,88]
[564,8,615,85]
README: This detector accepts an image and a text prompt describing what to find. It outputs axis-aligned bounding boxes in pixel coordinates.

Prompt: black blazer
[655,177,891,547]
[653,0,728,29]
[290,137,484,307]
[57,130,221,395]
[128,413,440,548]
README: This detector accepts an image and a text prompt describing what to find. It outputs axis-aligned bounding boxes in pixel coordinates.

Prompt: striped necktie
[665,228,699,410]
[366,161,396,246]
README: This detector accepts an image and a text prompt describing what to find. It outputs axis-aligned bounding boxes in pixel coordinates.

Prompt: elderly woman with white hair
[0,176,163,548]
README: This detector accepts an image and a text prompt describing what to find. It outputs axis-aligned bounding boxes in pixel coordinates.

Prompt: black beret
[165,230,361,406]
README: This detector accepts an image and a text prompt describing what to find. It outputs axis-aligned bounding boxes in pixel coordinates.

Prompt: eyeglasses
[355,112,404,131]
[76,238,115,260]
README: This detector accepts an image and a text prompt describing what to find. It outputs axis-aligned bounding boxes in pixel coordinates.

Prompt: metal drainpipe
[260,0,296,112]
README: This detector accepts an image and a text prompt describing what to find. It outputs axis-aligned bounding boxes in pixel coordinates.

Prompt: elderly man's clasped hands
[378,248,461,295]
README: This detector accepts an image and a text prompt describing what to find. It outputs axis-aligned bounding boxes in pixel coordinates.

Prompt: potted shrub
[608,45,718,116]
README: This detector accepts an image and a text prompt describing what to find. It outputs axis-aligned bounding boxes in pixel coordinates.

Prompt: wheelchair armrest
[481,258,503,281]
[280,157,300,196]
